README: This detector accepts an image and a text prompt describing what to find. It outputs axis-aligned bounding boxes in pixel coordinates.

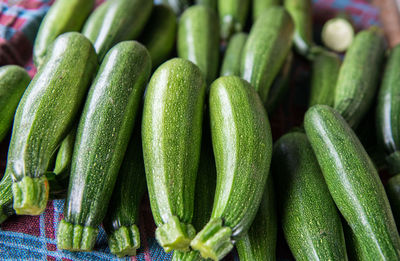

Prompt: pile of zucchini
[0,0,399,260]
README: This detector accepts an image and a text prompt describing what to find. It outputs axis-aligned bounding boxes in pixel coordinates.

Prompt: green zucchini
[387,175,400,227]
[220,32,248,77]
[177,5,219,85]
[140,4,177,69]
[53,127,76,178]
[253,0,281,22]
[235,175,277,261]
[195,0,217,10]
[103,119,146,257]
[376,44,400,176]
[0,65,30,142]
[240,6,294,104]
[284,0,313,56]
[33,0,95,67]
[0,172,13,224]
[304,105,400,260]
[334,28,385,128]
[218,0,250,40]
[82,0,153,61]
[272,132,347,260]
[57,41,151,251]
[160,0,191,15]
[7,32,97,215]
[191,76,273,261]
[142,58,206,252]
[309,50,341,107]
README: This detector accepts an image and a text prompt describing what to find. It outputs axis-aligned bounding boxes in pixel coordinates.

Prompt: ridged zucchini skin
[253,0,281,22]
[387,175,400,227]
[82,0,153,61]
[235,175,277,261]
[103,120,146,257]
[272,132,348,261]
[218,0,250,40]
[309,51,341,107]
[304,105,400,260]
[220,32,247,77]
[334,29,385,128]
[240,7,294,104]
[376,45,400,176]
[0,65,30,142]
[7,32,97,216]
[160,0,191,15]
[177,5,219,85]
[195,0,217,10]
[57,41,151,252]
[142,58,206,252]
[33,0,95,68]
[191,76,273,261]
[140,4,177,69]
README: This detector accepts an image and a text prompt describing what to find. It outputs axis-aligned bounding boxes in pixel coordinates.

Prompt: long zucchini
[220,32,248,77]
[142,58,206,252]
[253,0,281,22]
[304,105,400,260]
[57,41,151,251]
[218,0,250,40]
[191,76,273,261]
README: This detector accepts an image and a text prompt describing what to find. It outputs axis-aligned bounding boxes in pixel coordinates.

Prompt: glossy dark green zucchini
[218,0,250,40]
[220,32,248,77]
[57,41,151,252]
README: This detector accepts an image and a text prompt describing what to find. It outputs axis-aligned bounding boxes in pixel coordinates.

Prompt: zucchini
[160,0,191,15]
[7,32,97,215]
[53,127,76,178]
[177,5,220,85]
[191,76,273,261]
[387,175,400,227]
[218,0,250,40]
[376,44,400,176]
[240,6,294,104]
[304,105,400,260]
[235,175,277,261]
[0,65,30,142]
[322,17,354,53]
[334,28,385,128]
[103,119,146,257]
[0,172,13,224]
[82,0,153,61]
[220,32,248,77]
[195,0,217,11]
[272,132,347,260]
[140,4,177,69]
[309,50,341,107]
[142,58,206,252]
[33,0,95,67]
[283,0,313,56]
[57,41,151,251]
[253,0,281,22]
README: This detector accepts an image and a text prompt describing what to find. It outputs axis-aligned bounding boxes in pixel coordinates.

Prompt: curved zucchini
[57,41,151,252]
[142,58,206,252]
[7,32,97,215]
[309,51,341,107]
[334,29,385,128]
[240,7,294,104]
[33,0,95,67]
[82,0,153,61]
[178,5,220,85]
[235,175,277,261]
[160,0,190,15]
[272,132,347,260]
[304,105,400,260]
[218,0,250,40]
[387,175,400,227]
[191,76,273,261]
[140,4,177,69]
[220,32,247,77]
[253,0,281,22]
[0,65,30,142]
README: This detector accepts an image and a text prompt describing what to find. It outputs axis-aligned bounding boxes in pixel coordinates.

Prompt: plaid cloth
[0,0,380,260]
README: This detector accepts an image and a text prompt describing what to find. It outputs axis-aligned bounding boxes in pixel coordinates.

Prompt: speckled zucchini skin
[334,29,385,128]
[235,175,277,261]
[309,51,341,107]
[140,4,177,68]
[177,5,220,85]
[82,0,152,61]
[142,58,206,252]
[58,41,151,252]
[7,32,97,216]
[272,132,347,261]
[253,0,281,21]
[240,7,294,104]
[304,105,400,260]
[0,172,13,224]
[0,65,30,142]
[220,32,248,77]
[218,0,250,40]
[33,0,94,68]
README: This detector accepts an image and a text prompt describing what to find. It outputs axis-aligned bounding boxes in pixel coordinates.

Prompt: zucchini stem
[12,176,49,215]
[57,219,98,251]
[108,225,140,257]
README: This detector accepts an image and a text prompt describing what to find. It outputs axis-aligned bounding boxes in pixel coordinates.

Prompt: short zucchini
[218,0,250,40]
[220,32,248,77]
